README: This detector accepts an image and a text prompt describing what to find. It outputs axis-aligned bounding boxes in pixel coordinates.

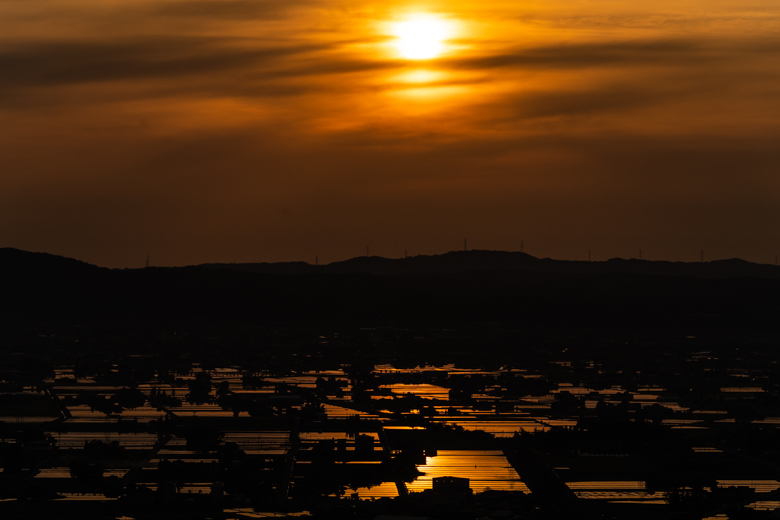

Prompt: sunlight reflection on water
[408,450,529,493]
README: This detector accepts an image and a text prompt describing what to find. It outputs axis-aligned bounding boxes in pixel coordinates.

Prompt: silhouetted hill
[0,248,103,276]
[201,250,780,279]
[2,248,780,341]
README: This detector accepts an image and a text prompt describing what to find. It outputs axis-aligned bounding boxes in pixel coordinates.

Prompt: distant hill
[4,247,777,279]
[0,248,103,275]
[2,248,780,340]
[200,250,780,279]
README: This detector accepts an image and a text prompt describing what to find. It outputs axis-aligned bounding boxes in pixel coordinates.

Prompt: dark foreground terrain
[2,248,780,519]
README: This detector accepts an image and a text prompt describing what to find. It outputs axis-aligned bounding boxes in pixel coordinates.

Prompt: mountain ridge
[2,247,779,338]
[199,249,780,279]
[2,247,779,279]
[3,247,779,280]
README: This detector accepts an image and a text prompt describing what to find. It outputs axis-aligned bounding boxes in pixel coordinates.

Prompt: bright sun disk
[392,14,451,60]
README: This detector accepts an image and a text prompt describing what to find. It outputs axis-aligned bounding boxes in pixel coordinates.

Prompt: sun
[392,14,452,60]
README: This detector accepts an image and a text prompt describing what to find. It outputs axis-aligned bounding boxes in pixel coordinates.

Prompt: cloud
[445,39,716,72]
[153,0,325,20]
[501,86,660,121]
[0,37,331,88]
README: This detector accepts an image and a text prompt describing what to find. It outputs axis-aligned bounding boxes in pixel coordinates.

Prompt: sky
[2,0,779,268]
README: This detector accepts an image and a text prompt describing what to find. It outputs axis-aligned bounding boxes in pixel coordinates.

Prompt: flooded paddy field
[407,450,528,493]
[2,338,780,520]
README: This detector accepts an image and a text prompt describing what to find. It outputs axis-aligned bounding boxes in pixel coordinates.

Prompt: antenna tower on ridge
[145,255,149,268]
